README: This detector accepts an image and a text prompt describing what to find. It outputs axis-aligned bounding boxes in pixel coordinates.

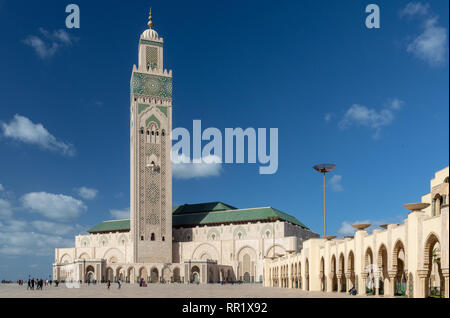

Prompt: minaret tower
[130,9,173,263]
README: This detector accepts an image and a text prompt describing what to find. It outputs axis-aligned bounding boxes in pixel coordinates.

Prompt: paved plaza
[0,283,384,298]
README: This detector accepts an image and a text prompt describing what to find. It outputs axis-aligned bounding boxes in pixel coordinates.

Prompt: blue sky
[0,0,448,280]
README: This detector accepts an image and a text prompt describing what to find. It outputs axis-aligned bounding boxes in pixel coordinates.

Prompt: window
[162,236,165,241]
[140,128,144,134]
[141,236,144,241]
[151,233,155,241]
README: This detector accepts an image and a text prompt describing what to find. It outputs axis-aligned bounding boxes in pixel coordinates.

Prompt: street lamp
[313,163,336,237]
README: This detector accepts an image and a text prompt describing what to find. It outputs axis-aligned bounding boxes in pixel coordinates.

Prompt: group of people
[26,278,55,290]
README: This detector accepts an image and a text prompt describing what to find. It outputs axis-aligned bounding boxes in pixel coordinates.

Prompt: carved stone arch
[233,226,247,240]
[330,254,337,273]
[80,237,90,248]
[99,235,109,247]
[192,242,219,261]
[338,253,345,274]
[364,246,374,269]
[103,247,124,264]
[260,224,273,238]
[392,239,406,270]
[78,252,90,259]
[60,253,72,264]
[117,233,128,245]
[265,244,286,258]
[207,228,220,241]
[377,244,388,268]
[139,107,167,131]
[423,232,440,269]
[347,250,355,272]
[237,245,257,260]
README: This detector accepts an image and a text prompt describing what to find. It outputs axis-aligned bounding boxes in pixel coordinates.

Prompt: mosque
[52,11,319,285]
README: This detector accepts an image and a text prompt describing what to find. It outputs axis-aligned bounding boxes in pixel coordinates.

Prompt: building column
[417,270,428,298]
[388,271,397,297]
[362,273,368,295]
[337,274,342,292]
[327,273,333,292]
[345,272,351,292]
[442,268,449,298]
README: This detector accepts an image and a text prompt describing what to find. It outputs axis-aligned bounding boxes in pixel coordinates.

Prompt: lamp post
[313,163,336,237]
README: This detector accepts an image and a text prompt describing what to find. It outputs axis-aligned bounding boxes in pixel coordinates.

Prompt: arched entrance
[338,253,345,292]
[191,266,200,284]
[377,244,388,295]
[347,251,355,291]
[365,247,375,294]
[127,267,135,283]
[330,255,337,291]
[393,240,407,296]
[320,257,325,291]
[173,267,181,283]
[150,268,159,283]
[116,266,125,282]
[423,234,444,297]
[85,265,95,283]
[106,267,114,282]
[138,267,148,283]
[305,259,310,291]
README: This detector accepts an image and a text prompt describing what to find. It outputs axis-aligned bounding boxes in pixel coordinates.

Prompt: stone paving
[0,283,381,298]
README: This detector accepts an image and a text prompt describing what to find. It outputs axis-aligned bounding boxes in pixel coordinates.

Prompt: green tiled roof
[87,219,130,233]
[172,207,309,229]
[173,202,237,215]
[87,202,309,233]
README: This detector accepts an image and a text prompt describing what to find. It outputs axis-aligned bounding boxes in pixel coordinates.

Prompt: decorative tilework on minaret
[130,10,173,263]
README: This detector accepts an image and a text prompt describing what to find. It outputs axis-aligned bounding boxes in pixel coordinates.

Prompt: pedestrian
[107,280,111,290]
[27,279,31,290]
[118,279,121,289]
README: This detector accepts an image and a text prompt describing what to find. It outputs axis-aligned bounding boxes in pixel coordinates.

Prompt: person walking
[118,279,121,289]
[107,280,111,290]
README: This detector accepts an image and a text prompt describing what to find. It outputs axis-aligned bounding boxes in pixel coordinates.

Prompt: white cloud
[23,28,74,59]
[0,184,4,191]
[338,98,404,139]
[407,17,448,66]
[0,198,13,219]
[0,230,73,257]
[400,2,429,18]
[1,114,75,156]
[75,186,98,200]
[172,153,222,179]
[328,175,343,192]
[31,220,79,236]
[324,113,333,123]
[109,208,130,219]
[21,192,86,221]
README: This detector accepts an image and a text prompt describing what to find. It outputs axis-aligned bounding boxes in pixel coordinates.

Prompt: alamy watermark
[172,120,278,175]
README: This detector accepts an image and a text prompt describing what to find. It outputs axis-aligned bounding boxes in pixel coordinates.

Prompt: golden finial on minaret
[147,8,153,28]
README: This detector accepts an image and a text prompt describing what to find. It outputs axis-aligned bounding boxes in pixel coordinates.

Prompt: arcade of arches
[265,167,449,298]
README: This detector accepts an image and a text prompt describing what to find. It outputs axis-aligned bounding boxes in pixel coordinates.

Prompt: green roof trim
[87,219,130,233]
[87,202,309,233]
[172,207,309,229]
[173,202,237,215]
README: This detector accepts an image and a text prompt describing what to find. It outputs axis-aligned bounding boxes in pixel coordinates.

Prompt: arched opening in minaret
[151,233,155,241]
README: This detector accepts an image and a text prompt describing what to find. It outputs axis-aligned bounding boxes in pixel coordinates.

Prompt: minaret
[130,9,173,263]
